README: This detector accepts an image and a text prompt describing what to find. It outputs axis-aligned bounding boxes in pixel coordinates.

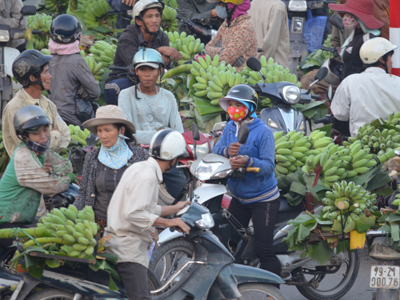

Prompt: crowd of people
[0,0,399,299]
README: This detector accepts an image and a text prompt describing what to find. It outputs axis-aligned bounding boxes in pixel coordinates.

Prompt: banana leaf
[193,96,223,116]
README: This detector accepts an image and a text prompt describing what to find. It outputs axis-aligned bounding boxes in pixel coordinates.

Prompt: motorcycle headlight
[195,212,215,229]
[298,120,305,131]
[0,30,10,42]
[211,169,233,179]
[282,86,300,104]
[192,160,222,181]
[188,143,210,159]
[288,0,307,11]
[267,118,279,129]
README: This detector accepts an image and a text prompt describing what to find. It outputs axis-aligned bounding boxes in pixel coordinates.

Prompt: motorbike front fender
[157,228,184,245]
[194,183,227,205]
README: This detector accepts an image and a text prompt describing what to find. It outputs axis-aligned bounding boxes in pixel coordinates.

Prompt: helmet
[149,129,187,160]
[14,105,50,136]
[132,0,164,20]
[360,37,398,64]
[12,50,52,87]
[132,47,164,69]
[50,14,82,44]
[206,0,244,4]
[322,59,342,85]
[219,84,258,115]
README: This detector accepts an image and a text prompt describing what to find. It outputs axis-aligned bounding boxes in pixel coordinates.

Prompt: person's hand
[162,54,170,66]
[169,218,190,235]
[229,155,248,170]
[44,157,52,174]
[51,127,60,134]
[122,0,137,6]
[228,142,241,157]
[158,46,183,63]
[194,54,206,62]
[150,230,159,243]
[174,200,190,213]
[211,8,217,18]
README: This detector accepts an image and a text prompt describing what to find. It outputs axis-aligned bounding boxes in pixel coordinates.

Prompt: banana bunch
[40,48,51,55]
[69,124,91,146]
[164,0,177,9]
[37,205,99,259]
[391,190,400,208]
[240,56,300,87]
[84,55,105,81]
[168,31,204,63]
[27,14,52,50]
[89,40,116,68]
[42,0,68,13]
[321,181,377,233]
[308,130,334,152]
[161,5,178,32]
[81,0,111,29]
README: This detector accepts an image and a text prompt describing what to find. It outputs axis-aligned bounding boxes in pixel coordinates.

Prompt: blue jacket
[212,118,279,204]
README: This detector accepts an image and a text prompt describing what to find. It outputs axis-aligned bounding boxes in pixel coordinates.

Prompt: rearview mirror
[238,125,249,144]
[329,14,344,30]
[192,122,200,141]
[246,57,261,72]
[20,5,37,16]
[314,67,328,81]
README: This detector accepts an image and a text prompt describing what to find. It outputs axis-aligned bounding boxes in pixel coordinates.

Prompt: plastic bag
[75,95,99,123]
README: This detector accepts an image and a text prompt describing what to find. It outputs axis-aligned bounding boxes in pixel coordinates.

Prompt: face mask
[24,137,50,154]
[216,5,228,19]
[228,106,248,122]
[342,13,359,29]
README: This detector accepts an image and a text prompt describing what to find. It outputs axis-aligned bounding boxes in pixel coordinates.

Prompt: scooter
[0,5,37,125]
[151,125,360,300]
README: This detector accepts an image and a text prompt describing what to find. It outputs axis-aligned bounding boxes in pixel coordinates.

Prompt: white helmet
[132,0,164,20]
[360,37,398,64]
[149,129,187,160]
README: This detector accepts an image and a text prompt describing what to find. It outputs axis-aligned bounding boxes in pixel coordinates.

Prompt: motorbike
[176,15,218,45]
[150,125,360,300]
[0,5,37,125]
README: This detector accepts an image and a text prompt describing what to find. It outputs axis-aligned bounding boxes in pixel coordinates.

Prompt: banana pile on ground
[89,40,116,69]
[42,0,68,13]
[321,181,378,234]
[168,31,204,64]
[69,124,90,147]
[80,0,112,29]
[84,55,105,81]
[27,14,52,50]
[161,5,178,32]
[191,55,246,105]
[240,56,300,87]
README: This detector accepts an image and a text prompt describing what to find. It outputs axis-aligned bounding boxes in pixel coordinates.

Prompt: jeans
[104,78,133,105]
[117,262,151,300]
[163,165,186,200]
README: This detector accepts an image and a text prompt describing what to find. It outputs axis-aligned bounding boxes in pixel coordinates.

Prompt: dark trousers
[117,262,151,300]
[104,78,133,105]
[228,198,282,277]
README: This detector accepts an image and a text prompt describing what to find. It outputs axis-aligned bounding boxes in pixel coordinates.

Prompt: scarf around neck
[48,39,80,55]
[98,136,133,169]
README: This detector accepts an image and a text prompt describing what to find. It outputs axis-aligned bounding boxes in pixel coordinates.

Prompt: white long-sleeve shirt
[331,67,400,137]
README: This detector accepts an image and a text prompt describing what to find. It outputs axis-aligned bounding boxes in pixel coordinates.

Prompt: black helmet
[50,14,82,44]
[12,50,52,88]
[219,84,258,115]
[14,105,50,137]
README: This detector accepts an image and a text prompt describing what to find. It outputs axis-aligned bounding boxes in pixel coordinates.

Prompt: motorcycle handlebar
[314,114,334,125]
[246,167,260,172]
[321,46,336,52]
[311,94,321,100]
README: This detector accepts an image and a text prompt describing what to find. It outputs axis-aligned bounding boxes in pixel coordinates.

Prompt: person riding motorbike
[104,129,190,300]
[0,0,27,52]
[212,85,282,281]
[107,0,136,30]
[0,106,73,248]
[104,0,182,105]
[118,48,186,201]
[331,37,400,137]
[176,0,219,34]
[204,0,257,71]
[48,14,100,126]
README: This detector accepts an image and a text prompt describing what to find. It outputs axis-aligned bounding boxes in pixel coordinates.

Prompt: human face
[386,54,393,74]
[228,100,246,109]
[136,65,159,89]
[96,124,125,148]
[27,125,50,144]
[136,8,161,34]
[40,65,52,90]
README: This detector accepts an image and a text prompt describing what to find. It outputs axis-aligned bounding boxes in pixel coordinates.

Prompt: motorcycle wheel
[295,249,360,300]
[238,283,290,300]
[149,239,194,284]
[26,288,74,300]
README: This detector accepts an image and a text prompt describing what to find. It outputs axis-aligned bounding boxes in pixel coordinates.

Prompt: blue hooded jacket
[212,118,279,204]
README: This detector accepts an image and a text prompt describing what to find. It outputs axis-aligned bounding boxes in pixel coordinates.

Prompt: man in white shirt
[331,37,400,137]
[105,129,190,300]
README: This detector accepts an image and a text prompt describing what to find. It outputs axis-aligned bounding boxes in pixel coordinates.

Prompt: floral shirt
[205,14,257,71]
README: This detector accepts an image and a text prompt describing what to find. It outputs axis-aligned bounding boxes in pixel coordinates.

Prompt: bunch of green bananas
[81,0,111,29]
[89,40,116,68]
[69,124,91,146]
[37,205,99,260]
[161,5,178,32]
[27,14,52,50]
[240,56,300,87]
[321,181,377,233]
[163,0,177,9]
[42,0,68,13]
[84,55,105,81]
[168,31,204,64]
[308,129,333,152]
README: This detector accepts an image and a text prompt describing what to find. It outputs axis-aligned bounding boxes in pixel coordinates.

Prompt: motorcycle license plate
[370,265,400,289]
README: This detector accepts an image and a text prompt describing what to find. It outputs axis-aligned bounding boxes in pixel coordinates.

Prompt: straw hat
[329,0,384,30]
[83,105,136,137]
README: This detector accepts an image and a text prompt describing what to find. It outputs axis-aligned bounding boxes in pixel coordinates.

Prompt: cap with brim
[328,0,384,29]
[83,105,136,136]
[135,62,160,69]
[219,97,257,118]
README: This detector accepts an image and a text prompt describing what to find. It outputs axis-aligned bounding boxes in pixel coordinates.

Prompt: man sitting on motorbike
[331,37,400,137]
[48,14,100,126]
[0,0,27,52]
[104,0,182,105]
[212,85,282,281]
[0,106,73,247]
[204,0,257,71]
[118,48,186,200]
[105,129,190,300]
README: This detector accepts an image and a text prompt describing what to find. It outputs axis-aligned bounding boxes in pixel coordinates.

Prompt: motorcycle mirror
[192,122,200,141]
[20,5,37,16]
[238,125,249,144]
[314,67,328,81]
[327,85,333,101]
[246,57,262,72]
[329,14,344,30]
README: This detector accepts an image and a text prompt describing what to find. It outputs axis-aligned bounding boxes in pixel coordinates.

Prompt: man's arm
[204,22,224,58]
[2,105,23,157]
[0,0,25,28]
[331,82,351,122]
[167,92,184,133]
[48,103,71,153]
[77,59,101,100]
